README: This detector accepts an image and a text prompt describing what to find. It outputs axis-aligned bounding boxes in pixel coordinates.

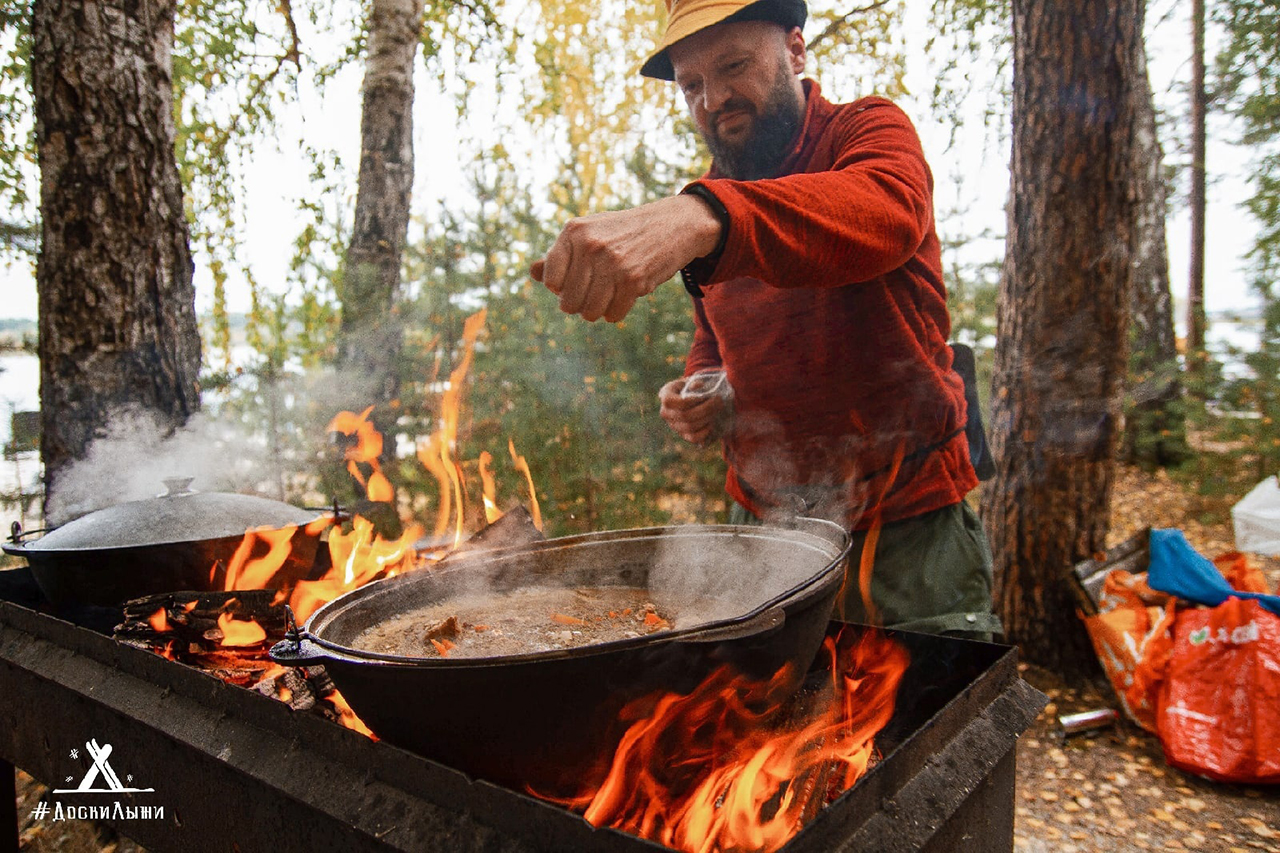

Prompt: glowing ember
[217,611,268,647]
[549,628,908,853]
[147,607,169,633]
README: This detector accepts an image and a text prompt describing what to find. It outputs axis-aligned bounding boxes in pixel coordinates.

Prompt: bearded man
[532,0,1000,639]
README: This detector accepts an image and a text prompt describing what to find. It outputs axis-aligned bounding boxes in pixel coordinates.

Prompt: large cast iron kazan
[272,519,850,795]
[4,479,328,607]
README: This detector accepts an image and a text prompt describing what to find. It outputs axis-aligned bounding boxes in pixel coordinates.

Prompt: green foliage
[925,0,1010,150]
[806,0,911,100]
[391,144,727,537]
[940,218,999,349]
[1187,0,1280,483]
[0,0,33,257]
[1217,295,1280,480]
[1215,0,1280,267]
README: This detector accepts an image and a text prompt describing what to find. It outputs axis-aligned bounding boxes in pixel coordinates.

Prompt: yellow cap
[640,0,807,80]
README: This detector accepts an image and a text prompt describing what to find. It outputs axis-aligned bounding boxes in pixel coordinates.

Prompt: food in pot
[352,585,675,658]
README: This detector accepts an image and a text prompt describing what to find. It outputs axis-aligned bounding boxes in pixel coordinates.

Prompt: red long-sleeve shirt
[684,81,976,529]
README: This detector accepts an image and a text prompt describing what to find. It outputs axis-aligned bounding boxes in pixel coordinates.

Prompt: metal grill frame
[1,599,1043,853]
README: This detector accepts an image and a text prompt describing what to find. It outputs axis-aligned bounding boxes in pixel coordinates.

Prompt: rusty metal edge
[834,677,1047,853]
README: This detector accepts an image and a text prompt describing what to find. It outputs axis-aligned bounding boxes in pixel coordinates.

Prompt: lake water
[0,352,39,445]
[0,352,41,514]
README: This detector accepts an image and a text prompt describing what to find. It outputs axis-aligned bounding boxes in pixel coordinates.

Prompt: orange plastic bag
[1214,551,1272,595]
[1156,598,1280,784]
[1080,570,1177,733]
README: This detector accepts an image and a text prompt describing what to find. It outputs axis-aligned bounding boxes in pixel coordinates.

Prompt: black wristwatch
[679,183,729,298]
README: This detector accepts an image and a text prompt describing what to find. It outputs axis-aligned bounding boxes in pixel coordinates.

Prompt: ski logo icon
[52,739,154,793]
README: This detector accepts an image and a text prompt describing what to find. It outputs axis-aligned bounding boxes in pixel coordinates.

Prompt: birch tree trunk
[32,0,200,515]
[1186,0,1208,369]
[1123,38,1189,469]
[982,0,1141,679]
[338,0,425,416]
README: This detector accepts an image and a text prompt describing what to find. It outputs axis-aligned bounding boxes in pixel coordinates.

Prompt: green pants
[728,500,1002,641]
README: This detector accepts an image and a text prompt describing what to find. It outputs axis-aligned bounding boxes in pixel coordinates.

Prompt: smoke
[44,406,275,526]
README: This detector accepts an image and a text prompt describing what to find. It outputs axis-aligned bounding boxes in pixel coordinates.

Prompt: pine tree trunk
[31,0,201,514]
[1123,30,1189,469]
[338,0,424,414]
[982,0,1141,680]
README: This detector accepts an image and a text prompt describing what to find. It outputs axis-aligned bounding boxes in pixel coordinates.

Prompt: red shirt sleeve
[688,100,935,289]
[685,297,723,377]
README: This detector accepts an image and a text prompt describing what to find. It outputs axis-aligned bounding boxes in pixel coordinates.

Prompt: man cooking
[531,0,1000,639]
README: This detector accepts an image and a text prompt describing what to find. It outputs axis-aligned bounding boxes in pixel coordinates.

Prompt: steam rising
[45,406,274,527]
[42,360,405,528]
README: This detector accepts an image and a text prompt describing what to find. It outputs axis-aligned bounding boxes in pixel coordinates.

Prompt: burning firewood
[114,589,364,728]
[430,505,544,563]
[117,590,284,649]
[115,590,284,685]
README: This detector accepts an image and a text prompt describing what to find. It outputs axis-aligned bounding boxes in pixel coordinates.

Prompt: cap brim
[640,0,807,80]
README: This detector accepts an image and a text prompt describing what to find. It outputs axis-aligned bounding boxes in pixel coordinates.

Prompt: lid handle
[160,477,196,497]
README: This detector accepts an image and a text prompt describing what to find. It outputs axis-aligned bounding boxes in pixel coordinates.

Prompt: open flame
[217,610,268,647]
[478,450,503,525]
[554,628,908,852]
[197,308,547,735]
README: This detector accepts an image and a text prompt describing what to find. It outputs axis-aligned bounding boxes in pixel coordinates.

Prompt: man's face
[669,20,807,181]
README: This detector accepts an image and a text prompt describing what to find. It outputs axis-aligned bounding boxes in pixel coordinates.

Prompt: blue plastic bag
[1147,528,1280,617]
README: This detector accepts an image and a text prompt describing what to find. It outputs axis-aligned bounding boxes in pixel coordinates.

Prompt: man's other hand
[659,377,731,445]
[531,194,722,322]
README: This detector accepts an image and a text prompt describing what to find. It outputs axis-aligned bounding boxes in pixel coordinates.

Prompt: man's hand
[659,376,732,446]
[531,194,722,322]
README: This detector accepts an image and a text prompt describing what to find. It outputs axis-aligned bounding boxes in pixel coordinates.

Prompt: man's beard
[704,66,805,181]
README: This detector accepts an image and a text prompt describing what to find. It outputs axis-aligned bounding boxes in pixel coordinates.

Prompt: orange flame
[223,526,300,592]
[290,514,422,624]
[553,628,908,852]
[217,611,267,647]
[148,607,170,633]
[509,438,543,531]
[327,689,375,738]
[478,451,503,525]
[417,308,489,548]
[207,308,547,741]
[366,470,395,503]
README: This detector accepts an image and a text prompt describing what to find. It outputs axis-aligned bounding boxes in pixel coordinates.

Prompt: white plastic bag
[1233,475,1280,556]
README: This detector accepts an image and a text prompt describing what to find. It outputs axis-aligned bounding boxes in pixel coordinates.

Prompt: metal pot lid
[20,479,323,551]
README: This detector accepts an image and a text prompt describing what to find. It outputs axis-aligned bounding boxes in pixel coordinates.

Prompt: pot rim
[287,519,851,669]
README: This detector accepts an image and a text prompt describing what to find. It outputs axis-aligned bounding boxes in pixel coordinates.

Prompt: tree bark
[1123,28,1189,469]
[338,0,424,415]
[982,0,1141,680]
[32,0,201,515]
[1186,0,1207,368]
